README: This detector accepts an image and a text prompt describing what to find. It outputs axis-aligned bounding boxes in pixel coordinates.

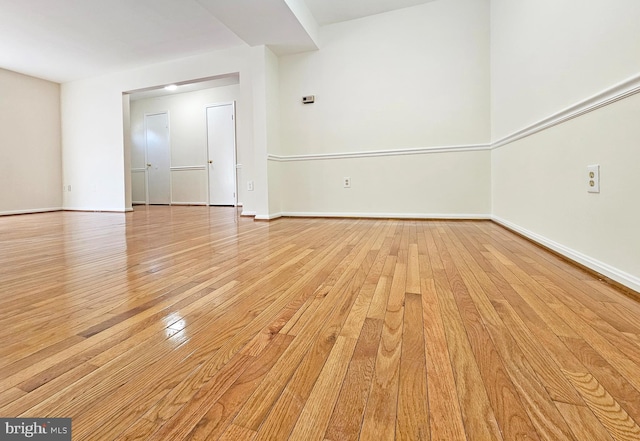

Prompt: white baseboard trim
[255,213,283,220]
[64,207,129,213]
[171,202,207,206]
[241,210,257,217]
[0,207,62,216]
[274,212,491,220]
[170,166,207,171]
[492,216,640,293]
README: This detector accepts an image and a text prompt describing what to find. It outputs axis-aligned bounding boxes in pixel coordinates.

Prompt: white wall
[277,150,491,218]
[280,0,490,154]
[266,47,283,216]
[491,0,640,140]
[129,84,240,205]
[491,0,640,290]
[248,46,274,218]
[0,68,62,215]
[61,46,264,214]
[274,0,491,217]
[122,94,132,210]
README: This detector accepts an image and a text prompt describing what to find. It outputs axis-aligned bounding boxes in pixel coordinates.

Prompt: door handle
[208,160,213,164]
[146,163,151,167]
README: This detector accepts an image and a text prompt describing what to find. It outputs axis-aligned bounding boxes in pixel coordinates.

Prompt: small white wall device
[302,95,315,104]
[587,164,600,193]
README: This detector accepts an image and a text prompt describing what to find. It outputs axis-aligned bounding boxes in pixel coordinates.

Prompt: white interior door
[207,104,236,206]
[145,112,171,205]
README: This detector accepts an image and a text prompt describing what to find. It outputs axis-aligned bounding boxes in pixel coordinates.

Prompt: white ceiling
[0,0,246,83]
[0,0,436,84]
[198,0,318,55]
[302,0,437,26]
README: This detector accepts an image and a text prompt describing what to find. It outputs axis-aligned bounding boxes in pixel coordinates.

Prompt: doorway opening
[123,73,240,209]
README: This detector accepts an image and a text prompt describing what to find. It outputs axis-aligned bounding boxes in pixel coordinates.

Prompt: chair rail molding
[267,143,491,162]
[492,72,640,149]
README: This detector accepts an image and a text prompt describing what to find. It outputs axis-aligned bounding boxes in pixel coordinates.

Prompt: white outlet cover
[343,177,351,188]
[587,164,600,193]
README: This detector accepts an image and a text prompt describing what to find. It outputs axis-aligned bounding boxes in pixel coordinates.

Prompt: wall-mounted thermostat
[302,95,315,104]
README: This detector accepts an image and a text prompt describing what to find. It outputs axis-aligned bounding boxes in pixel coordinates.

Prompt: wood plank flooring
[1,206,640,440]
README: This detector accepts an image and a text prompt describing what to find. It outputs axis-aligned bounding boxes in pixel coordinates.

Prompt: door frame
[204,101,238,207]
[143,111,172,205]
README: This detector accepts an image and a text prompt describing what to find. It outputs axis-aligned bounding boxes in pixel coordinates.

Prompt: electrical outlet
[247,181,254,191]
[587,165,600,193]
[68,185,71,192]
[343,177,351,188]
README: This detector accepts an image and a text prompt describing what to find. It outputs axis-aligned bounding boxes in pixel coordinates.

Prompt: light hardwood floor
[1,206,640,440]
